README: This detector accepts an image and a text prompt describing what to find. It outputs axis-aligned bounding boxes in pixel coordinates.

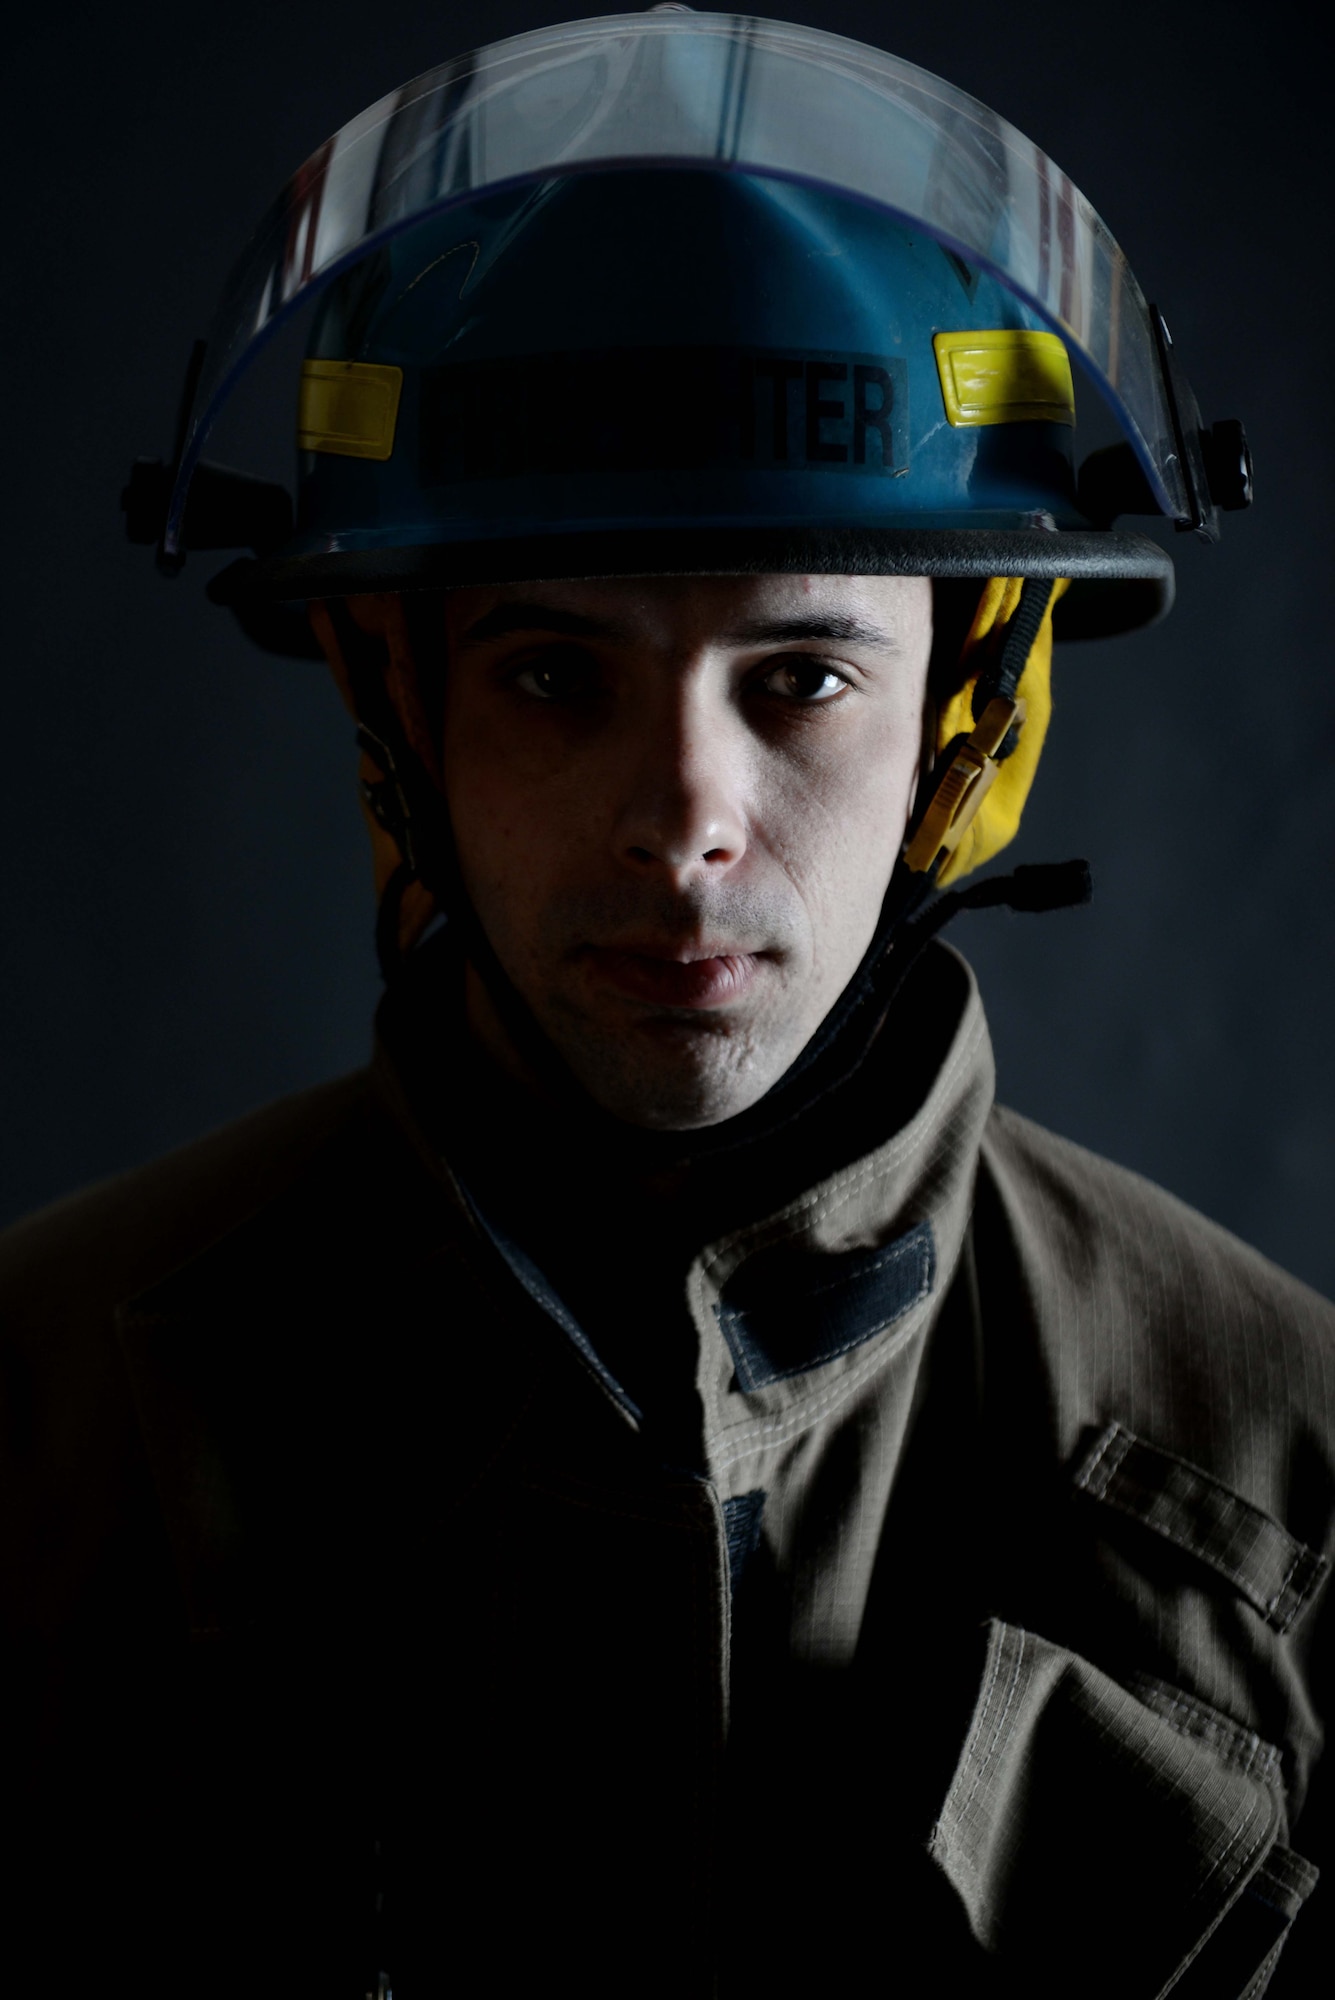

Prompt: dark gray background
[4,1,1332,1293]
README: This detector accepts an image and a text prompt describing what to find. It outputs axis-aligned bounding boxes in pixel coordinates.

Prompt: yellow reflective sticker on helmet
[933,330,1075,427]
[298,360,404,460]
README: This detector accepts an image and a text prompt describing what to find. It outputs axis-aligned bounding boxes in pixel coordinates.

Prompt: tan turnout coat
[2,944,1331,1997]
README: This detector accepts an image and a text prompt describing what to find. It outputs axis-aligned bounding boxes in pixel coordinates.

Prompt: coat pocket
[928,1622,1318,1999]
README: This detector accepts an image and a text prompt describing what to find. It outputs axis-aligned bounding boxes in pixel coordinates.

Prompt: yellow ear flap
[931,575,1069,886]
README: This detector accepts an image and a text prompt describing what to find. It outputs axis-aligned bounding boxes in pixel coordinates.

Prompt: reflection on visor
[165,9,1188,552]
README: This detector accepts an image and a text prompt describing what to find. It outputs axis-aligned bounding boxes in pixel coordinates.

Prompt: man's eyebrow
[454,602,904,652]
[456,602,627,649]
[723,613,902,650]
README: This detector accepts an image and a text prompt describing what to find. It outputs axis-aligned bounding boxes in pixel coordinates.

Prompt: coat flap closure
[929,1621,1300,1997]
[1073,1424,1331,1635]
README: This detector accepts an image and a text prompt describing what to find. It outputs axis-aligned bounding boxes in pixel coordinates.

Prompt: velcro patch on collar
[714,1219,935,1393]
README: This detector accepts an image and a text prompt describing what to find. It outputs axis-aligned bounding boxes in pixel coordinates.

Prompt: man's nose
[611,695,748,886]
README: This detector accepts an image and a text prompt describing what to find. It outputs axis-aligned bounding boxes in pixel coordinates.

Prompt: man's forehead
[445,572,932,653]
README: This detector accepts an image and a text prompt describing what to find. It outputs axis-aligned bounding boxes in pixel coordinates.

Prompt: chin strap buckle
[356,724,418,878]
[902,695,1026,876]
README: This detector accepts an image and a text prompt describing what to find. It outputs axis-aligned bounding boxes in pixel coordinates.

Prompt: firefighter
[3,13,1327,1996]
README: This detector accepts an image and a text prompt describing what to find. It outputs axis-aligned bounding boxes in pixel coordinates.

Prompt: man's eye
[758,656,849,703]
[512,650,601,702]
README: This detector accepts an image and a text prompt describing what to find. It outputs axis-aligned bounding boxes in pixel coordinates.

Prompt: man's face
[438,573,934,1128]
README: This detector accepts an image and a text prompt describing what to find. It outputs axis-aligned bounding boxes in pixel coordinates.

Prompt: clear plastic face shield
[150,9,1245,568]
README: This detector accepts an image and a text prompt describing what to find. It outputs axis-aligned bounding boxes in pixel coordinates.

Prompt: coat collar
[112,940,992,1650]
[688,941,992,1466]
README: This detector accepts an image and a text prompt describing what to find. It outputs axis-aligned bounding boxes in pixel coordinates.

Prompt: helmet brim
[210,526,1173,648]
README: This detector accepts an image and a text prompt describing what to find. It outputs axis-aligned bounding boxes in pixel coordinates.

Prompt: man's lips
[579,942,766,1009]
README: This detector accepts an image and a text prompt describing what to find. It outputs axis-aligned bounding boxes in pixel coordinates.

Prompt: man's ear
[308,596,441,947]
[311,594,444,787]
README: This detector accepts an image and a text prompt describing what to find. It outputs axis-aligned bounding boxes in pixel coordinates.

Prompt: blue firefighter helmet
[292,169,1085,564]
[127,9,1249,652]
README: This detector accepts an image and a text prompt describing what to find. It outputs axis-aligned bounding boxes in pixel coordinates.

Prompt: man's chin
[549,1008,793,1132]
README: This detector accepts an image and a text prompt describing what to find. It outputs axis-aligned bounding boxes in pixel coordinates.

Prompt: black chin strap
[973,575,1056,721]
[896,855,1092,948]
[665,852,1092,1165]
